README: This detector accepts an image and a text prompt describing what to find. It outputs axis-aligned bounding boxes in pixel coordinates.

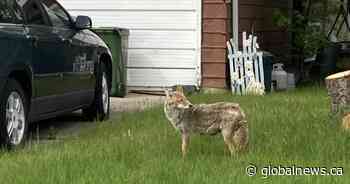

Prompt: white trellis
[227,32,265,95]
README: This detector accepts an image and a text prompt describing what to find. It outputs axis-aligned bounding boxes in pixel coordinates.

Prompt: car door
[21,0,66,114]
[40,0,95,108]
[65,30,97,107]
[65,29,97,93]
[39,0,84,109]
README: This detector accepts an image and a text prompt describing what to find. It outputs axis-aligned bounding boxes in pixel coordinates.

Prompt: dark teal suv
[0,0,113,148]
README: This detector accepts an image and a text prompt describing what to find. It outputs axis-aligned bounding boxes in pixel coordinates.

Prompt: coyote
[164,89,248,157]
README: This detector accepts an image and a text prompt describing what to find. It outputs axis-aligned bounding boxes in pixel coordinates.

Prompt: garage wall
[58,0,201,90]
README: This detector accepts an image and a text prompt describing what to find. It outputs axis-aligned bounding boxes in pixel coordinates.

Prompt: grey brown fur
[164,89,248,157]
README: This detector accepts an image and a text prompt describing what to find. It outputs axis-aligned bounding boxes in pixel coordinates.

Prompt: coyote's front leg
[181,133,190,158]
[221,127,235,155]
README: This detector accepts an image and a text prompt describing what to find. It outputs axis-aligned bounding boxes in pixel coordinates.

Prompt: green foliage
[272,9,289,28]
[0,87,349,183]
[273,0,338,58]
[302,23,330,57]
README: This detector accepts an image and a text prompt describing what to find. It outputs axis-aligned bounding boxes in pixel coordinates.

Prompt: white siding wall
[58,0,201,90]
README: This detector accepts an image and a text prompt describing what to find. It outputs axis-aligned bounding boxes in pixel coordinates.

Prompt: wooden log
[325,71,350,114]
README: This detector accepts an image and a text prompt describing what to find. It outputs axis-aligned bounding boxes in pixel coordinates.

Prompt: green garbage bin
[93,27,129,97]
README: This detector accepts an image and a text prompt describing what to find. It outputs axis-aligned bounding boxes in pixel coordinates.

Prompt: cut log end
[326,70,350,80]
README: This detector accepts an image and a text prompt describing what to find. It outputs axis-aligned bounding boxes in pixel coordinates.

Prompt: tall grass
[0,86,349,183]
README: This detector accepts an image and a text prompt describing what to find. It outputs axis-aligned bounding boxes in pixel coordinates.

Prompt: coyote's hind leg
[181,133,190,158]
[233,125,248,152]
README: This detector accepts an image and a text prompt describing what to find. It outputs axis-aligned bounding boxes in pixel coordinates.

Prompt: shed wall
[202,0,231,88]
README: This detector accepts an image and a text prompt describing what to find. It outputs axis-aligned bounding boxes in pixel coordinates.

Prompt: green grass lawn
[1,86,349,183]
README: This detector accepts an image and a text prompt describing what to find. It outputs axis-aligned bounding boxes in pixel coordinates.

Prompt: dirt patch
[111,93,165,112]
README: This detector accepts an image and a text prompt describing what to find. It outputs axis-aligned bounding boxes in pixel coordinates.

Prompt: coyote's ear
[176,85,184,93]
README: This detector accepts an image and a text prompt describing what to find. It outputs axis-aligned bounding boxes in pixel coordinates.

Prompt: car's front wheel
[83,63,110,121]
[0,79,28,149]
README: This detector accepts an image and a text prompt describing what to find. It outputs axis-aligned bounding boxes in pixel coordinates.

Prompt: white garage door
[58,0,201,90]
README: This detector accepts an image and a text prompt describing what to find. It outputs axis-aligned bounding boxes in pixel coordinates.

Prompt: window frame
[21,0,51,27]
[38,0,74,29]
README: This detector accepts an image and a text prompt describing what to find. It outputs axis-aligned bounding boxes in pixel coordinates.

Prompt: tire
[0,79,28,149]
[83,63,110,121]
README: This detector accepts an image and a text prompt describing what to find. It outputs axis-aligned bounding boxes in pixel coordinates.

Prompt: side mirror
[75,15,92,30]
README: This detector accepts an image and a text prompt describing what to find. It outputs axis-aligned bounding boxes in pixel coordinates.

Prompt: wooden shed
[201,0,292,89]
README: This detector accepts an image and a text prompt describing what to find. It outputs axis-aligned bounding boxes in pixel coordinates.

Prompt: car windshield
[0,0,23,23]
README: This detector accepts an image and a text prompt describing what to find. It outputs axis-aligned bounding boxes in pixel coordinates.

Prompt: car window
[21,0,47,25]
[0,0,24,24]
[41,0,71,28]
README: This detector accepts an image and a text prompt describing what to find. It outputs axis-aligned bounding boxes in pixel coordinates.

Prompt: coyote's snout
[164,89,248,157]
